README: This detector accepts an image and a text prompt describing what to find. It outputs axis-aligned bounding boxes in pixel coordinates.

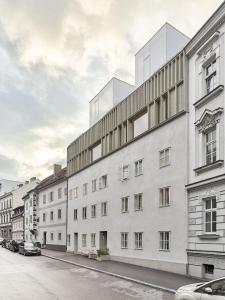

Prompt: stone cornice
[185,3,225,57]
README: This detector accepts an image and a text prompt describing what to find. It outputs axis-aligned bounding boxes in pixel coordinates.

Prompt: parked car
[175,277,225,299]
[5,240,12,249]
[18,241,41,256]
[0,238,3,245]
[2,239,8,248]
[9,240,24,252]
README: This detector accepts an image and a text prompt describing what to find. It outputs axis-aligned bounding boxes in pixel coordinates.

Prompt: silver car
[175,277,225,300]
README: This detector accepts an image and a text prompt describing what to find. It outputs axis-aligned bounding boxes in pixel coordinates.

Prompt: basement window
[204,264,214,275]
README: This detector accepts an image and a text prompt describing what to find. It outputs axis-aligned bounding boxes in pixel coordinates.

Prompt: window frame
[159,148,170,168]
[121,197,129,213]
[204,197,217,234]
[159,231,170,251]
[101,202,107,216]
[134,232,143,250]
[134,193,143,211]
[135,159,143,176]
[121,232,128,249]
[159,187,170,207]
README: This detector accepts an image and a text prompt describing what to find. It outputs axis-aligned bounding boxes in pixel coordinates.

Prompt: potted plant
[96,248,110,261]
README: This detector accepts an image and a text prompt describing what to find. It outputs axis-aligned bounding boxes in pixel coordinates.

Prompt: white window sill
[194,85,224,108]
[159,249,170,252]
[197,234,220,240]
[194,160,224,174]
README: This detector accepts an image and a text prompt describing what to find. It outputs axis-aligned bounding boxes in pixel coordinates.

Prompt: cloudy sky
[0,0,223,181]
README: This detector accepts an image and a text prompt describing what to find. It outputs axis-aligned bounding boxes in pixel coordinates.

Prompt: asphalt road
[0,248,174,300]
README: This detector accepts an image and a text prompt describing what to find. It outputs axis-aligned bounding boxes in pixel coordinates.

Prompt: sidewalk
[42,249,199,293]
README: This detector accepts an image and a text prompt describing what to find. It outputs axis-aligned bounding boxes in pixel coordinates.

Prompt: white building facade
[37,165,67,251]
[0,192,13,238]
[0,179,22,197]
[186,2,225,279]
[12,205,24,240]
[23,189,39,241]
[67,23,189,274]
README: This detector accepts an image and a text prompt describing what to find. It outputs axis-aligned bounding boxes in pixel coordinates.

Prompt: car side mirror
[204,287,213,294]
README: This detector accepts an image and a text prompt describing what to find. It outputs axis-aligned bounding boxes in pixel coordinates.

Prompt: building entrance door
[99,231,107,251]
[74,233,78,254]
[43,232,47,246]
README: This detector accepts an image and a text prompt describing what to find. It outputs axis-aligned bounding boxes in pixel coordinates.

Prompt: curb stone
[42,254,176,294]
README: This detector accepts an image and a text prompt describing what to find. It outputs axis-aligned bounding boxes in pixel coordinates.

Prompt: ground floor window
[134,232,143,249]
[205,197,217,233]
[121,232,128,249]
[67,234,71,246]
[50,233,54,241]
[91,233,96,247]
[159,231,170,251]
[58,232,61,241]
[82,234,87,247]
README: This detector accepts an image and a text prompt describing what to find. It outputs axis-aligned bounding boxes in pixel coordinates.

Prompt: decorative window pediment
[195,108,223,133]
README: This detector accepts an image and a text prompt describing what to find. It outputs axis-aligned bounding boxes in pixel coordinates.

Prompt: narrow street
[0,248,174,300]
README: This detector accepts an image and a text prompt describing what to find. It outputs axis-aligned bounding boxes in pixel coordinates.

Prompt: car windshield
[25,242,34,247]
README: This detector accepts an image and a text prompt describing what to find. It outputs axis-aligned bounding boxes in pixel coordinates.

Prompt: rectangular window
[43,213,46,222]
[121,197,129,213]
[92,179,97,192]
[43,194,46,204]
[205,197,217,233]
[58,188,62,199]
[58,209,62,219]
[135,159,143,176]
[82,234,87,247]
[83,183,88,196]
[159,231,170,251]
[50,211,54,221]
[51,233,54,241]
[205,127,216,165]
[159,187,170,207]
[49,191,54,202]
[74,209,78,220]
[73,187,78,198]
[121,165,129,181]
[67,234,71,246]
[58,232,62,241]
[205,59,217,94]
[99,175,107,189]
[91,204,96,218]
[134,193,143,211]
[204,264,214,275]
[82,207,87,219]
[134,232,143,249]
[121,232,128,249]
[69,189,72,200]
[91,233,96,247]
[159,148,170,168]
[101,202,107,216]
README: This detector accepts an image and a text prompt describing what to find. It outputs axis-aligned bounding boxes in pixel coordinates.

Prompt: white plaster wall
[37,181,67,246]
[68,114,188,274]
[135,23,189,87]
[188,24,225,184]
